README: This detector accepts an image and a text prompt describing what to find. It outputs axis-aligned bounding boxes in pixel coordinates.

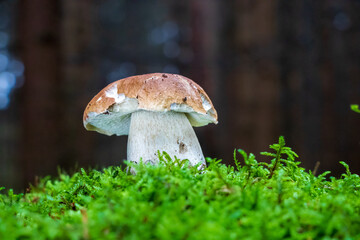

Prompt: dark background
[0,0,359,190]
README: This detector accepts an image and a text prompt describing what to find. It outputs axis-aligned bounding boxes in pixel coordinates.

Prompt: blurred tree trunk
[18,0,97,188]
[278,0,323,170]
[277,0,360,174]
[298,1,323,170]
[188,0,220,158]
[278,0,296,146]
[323,1,358,173]
[60,0,97,169]
[18,0,62,186]
[218,0,280,164]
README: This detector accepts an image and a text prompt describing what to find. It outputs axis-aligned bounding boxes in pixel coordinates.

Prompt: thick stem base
[127,110,206,167]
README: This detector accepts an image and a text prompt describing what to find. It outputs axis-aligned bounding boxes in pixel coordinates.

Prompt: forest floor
[1,137,359,239]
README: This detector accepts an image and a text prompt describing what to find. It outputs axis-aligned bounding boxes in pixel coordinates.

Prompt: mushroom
[83,73,218,168]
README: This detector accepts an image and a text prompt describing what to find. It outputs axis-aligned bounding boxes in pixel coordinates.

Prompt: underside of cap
[83,73,218,136]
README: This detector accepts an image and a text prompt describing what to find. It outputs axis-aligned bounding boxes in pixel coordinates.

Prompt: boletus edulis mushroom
[83,73,217,168]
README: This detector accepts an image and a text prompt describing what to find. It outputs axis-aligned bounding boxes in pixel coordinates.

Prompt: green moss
[1,137,360,239]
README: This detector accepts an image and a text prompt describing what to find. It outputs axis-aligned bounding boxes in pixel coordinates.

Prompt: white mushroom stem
[127,110,206,167]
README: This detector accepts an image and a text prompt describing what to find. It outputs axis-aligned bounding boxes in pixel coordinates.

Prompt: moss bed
[1,137,359,239]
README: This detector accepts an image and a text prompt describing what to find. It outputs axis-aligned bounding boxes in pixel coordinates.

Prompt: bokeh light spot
[163,41,180,58]
[0,32,9,48]
[150,27,165,45]
[0,72,16,92]
[107,62,136,82]
[149,21,179,45]
[162,21,179,40]
[0,92,9,109]
[0,53,8,71]
[8,59,25,76]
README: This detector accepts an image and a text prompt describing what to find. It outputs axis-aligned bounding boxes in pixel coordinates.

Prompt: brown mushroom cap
[83,73,218,136]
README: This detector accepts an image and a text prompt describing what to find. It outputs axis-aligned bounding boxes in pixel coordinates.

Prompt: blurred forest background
[0,0,359,190]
